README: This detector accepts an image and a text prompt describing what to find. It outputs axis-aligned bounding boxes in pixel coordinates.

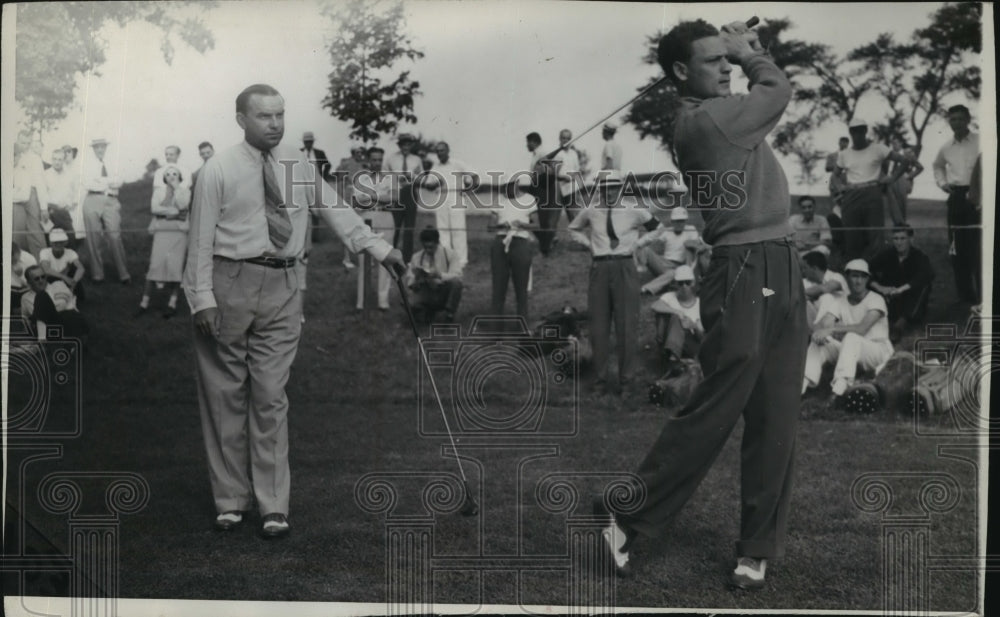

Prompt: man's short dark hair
[798,196,816,207]
[947,104,971,118]
[236,84,281,114]
[839,137,850,144]
[419,226,440,244]
[166,145,181,154]
[367,146,384,156]
[802,251,828,271]
[526,132,541,143]
[892,224,915,237]
[657,20,720,84]
[198,141,213,150]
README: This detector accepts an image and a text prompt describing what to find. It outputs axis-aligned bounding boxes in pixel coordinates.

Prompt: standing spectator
[138,165,190,318]
[80,137,131,285]
[803,259,892,398]
[191,141,215,191]
[650,264,703,373]
[45,148,80,245]
[62,145,87,245]
[10,242,37,311]
[490,183,537,320]
[601,121,623,172]
[800,248,847,325]
[869,225,935,343]
[635,207,698,294]
[788,195,832,255]
[933,104,981,304]
[825,137,849,250]
[334,144,369,270]
[153,146,193,188]
[404,227,464,324]
[598,20,808,590]
[12,130,50,258]
[884,138,923,224]
[422,141,474,269]
[568,171,658,395]
[528,132,560,256]
[301,131,332,246]
[354,146,394,311]
[552,129,583,224]
[183,83,403,538]
[834,118,907,260]
[39,229,85,303]
[383,133,424,262]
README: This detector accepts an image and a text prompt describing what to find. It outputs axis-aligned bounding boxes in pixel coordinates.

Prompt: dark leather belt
[88,190,118,197]
[244,256,296,269]
[592,254,633,262]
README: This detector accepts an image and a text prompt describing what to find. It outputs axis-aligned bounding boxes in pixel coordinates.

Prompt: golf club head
[460,488,479,517]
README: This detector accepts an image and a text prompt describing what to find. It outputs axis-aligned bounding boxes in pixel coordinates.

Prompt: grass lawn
[4,180,986,612]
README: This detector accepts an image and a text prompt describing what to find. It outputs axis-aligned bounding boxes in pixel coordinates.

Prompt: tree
[321,0,425,145]
[905,2,981,151]
[14,2,216,133]
[848,34,917,145]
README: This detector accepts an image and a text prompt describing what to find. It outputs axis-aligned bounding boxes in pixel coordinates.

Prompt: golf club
[390,267,480,517]
[540,16,761,161]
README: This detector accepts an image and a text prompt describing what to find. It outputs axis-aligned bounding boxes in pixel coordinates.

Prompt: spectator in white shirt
[800,248,846,325]
[421,141,475,269]
[601,122,623,172]
[553,129,583,222]
[39,228,86,302]
[404,226,464,324]
[788,196,832,255]
[490,183,537,320]
[651,264,703,375]
[636,207,701,294]
[803,259,893,397]
[80,137,131,284]
[12,130,50,258]
[932,104,981,303]
[45,149,80,245]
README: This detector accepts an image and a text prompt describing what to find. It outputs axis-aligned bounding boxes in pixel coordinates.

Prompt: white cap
[603,121,618,131]
[844,259,871,276]
[670,207,689,221]
[49,228,69,243]
[674,264,695,282]
[848,117,867,129]
[807,245,831,257]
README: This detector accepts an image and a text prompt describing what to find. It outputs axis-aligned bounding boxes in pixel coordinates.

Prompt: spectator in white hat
[635,206,701,294]
[601,121,623,173]
[651,264,703,375]
[803,258,893,397]
[831,118,909,261]
[39,228,86,302]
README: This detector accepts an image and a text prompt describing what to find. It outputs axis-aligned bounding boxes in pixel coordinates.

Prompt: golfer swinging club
[598,18,808,590]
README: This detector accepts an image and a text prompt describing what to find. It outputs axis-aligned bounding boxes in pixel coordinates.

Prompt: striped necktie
[262,151,292,249]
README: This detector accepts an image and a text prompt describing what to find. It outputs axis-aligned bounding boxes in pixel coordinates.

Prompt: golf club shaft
[541,16,760,161]
[393,273,472,487]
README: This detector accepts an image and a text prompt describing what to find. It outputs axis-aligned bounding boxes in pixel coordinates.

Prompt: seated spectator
[404,227,463,323]
[20,265,89,343]
[789,195,832,255]
[636,207,698,295]
[802,259,893,398]
[38,229,85,303]
[868,224,934,343]
[650,265,703,376]
[800,248,847,325]
[138,165,190,318]
[10,241,37,311]
[684,237,712,282]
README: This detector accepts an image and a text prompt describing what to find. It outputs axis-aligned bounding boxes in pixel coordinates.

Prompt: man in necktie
[568,170,660,395]
[80,138,131,284]
[183,83,404,539]
[382,133,423,262]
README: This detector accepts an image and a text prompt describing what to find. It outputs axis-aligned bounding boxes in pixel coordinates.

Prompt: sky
[6,1,994,199]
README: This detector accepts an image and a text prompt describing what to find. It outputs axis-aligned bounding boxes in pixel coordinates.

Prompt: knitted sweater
[674,53,793,246]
